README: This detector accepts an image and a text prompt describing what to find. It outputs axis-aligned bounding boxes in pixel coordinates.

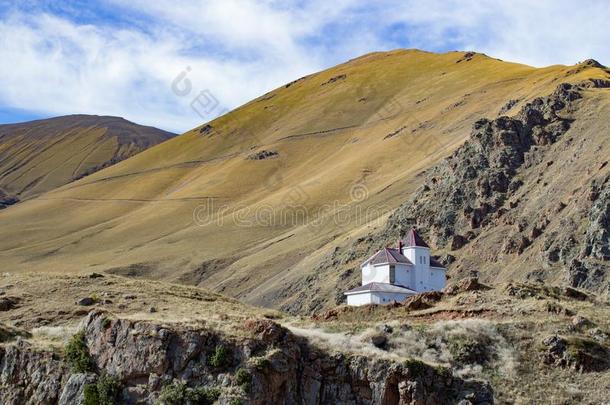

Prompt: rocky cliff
[280,78,610,314]
[385,79,610,293]
[0,311,492,404]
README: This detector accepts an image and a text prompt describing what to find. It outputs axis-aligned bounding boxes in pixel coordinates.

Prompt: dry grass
[1,51,607,314]
[0,272,281,339]
[296,283,610,404]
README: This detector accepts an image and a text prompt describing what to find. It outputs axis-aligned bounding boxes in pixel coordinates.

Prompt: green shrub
[208,345,231,369]
[434,365,453,380]
[235,368,252,392]
[228,400,243,405]
[157,381,221,405]
[157,381,189,404]
[83,384,100,405]
[97,374,121,405]
[83,374,121,405]
[65,331,95,373]
[190,386,221,404]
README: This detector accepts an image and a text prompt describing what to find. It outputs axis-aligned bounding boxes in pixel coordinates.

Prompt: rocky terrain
[0,274,494,404]
[307,278,610,404]
[0,274,608,404]
[1,50,609,404]
[282,74,610,314]
[383,79,610,294]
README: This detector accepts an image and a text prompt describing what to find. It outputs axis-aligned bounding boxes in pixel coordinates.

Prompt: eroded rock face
[0,312,495,404]
[0,340,69,405]
[386,83,581,248]
[58,373,97,405]
[541,335,610,373]
[381,81,610,294]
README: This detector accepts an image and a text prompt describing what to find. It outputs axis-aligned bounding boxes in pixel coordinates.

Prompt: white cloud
[0,0,608,132]
[384,0,610,66]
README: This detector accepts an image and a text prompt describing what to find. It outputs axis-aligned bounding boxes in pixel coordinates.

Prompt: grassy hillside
[0,50,607,313]
[0,114,174,203]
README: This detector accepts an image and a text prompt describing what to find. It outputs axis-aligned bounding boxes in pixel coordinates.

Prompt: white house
[344,228,446,306]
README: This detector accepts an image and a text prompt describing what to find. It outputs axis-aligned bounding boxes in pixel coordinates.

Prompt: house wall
[394,264,414,289]
[428,267,446,291]
[362,263,418,288]
[362,263,390,284]
[402,246,430,292]
[373,291,413,304]
[346,292,374,306]
[346,291,416,306]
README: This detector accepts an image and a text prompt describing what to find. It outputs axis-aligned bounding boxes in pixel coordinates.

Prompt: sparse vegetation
[448,335,494,367]
[65,331,95,373]
[0,324,30,342]
[157,381,220,405]
[83,374,121,405]
[249,356,270,372]
[208,345,231,369]
[235,368,252,392]
[1,272,608,404]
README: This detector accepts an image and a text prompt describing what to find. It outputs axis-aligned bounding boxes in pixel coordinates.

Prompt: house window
[389,265,396,283]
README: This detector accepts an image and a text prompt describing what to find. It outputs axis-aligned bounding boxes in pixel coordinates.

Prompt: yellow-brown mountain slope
[0,114,174,205]
[0,50,607,313]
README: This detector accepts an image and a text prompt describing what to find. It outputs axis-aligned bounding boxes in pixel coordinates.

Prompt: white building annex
[344,228,446,306]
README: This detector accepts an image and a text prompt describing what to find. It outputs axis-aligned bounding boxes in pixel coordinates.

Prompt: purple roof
[363,248,413,266]
[402,228,430,248]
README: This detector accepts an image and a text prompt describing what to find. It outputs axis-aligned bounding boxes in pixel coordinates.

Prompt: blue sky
[0,0,609,133]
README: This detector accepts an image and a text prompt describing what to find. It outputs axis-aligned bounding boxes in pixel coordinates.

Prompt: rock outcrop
[382,81,610,293]
[386,83,581,247]
[0,340,70,404]
[0,311,494,404]
[541,334,610,373]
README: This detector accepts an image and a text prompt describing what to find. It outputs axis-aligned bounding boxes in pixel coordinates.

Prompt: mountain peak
[580,59,605,68]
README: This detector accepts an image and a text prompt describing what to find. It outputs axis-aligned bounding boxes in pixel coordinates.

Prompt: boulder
[76,297,95,306]
[563,287,589,301]
[0,296,19,311]
[403,291,443,310]
[571,316,591,329]
[370,334,387,349]
[244,319,287,344]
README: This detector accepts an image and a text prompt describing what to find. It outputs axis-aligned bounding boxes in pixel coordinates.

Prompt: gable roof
[344,282,417,295]
[363,247,413,266]
[402,228,430,248]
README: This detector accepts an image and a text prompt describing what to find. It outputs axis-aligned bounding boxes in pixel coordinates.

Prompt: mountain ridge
[0,114,175,204]
[0,49,608,315]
